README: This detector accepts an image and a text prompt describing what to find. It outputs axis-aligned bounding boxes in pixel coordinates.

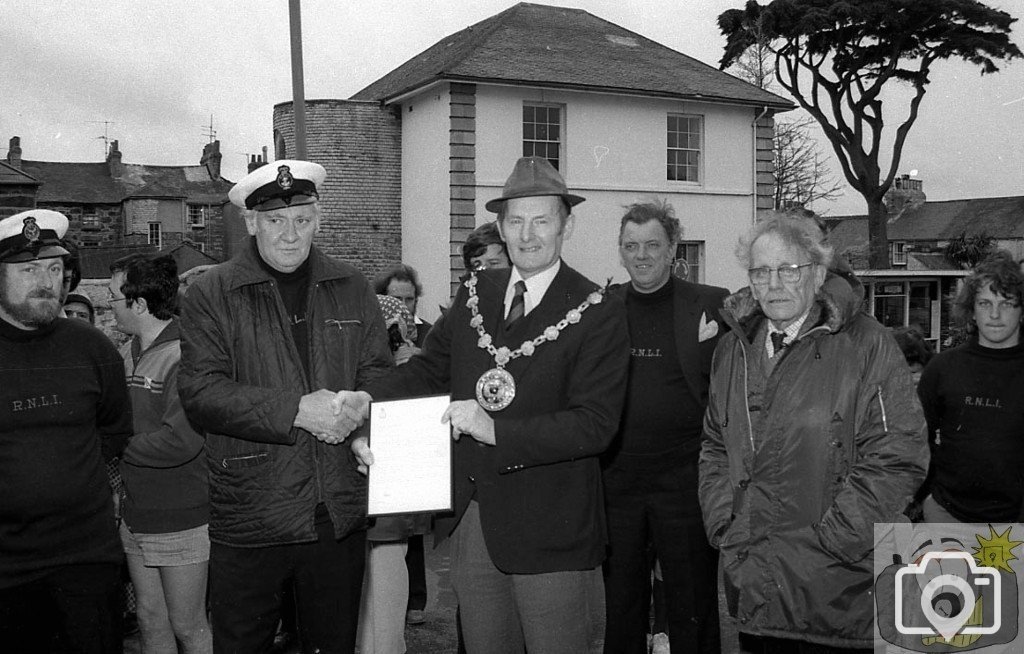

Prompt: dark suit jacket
[366,262,630,574]
[612,276,729,410]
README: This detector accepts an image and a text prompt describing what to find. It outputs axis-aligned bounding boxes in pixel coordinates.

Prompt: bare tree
[773,118,843,209]
[729,43,842,211]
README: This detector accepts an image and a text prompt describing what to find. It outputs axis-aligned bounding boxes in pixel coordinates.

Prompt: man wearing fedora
[0,209,132,651]
[178,160,392,652]
[360,156,630,653]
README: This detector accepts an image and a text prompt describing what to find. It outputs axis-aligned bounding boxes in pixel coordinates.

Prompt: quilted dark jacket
[698,272,928,648]
[178,241,392,547]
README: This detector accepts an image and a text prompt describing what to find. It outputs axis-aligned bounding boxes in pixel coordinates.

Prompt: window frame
[675,240,705,283]
[522,103,564,172]
[667,114,703,184]
[148,222,162,249]
[187,204,206,228]
[890,241,907,266]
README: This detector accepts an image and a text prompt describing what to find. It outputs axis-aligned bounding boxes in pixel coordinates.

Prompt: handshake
[295,389,373,446]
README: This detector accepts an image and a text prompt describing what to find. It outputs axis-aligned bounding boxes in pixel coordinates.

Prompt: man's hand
[331,390,372,425]
[294,389,368,445]
[442,399,495,445]
[350,436,373,475]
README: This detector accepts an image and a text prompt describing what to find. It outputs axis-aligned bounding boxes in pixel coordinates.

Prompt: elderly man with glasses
[698,214,928,653]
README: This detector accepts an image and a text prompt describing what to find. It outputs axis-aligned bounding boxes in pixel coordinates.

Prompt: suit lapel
[471,269,510,347]
[673,279,705,404]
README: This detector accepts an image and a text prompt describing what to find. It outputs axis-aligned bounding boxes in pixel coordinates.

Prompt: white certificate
[368,394,452,517]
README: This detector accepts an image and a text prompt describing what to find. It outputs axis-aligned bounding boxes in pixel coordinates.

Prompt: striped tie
[770,331,787,358]
[504,281,526,330]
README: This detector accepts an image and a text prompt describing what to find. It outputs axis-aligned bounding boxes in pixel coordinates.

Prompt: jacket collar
[226,236,352,291]
[721,269,863,346]
[131,318,180,360]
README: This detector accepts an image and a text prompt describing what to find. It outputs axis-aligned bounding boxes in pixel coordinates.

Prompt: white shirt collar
[505,260,561,318]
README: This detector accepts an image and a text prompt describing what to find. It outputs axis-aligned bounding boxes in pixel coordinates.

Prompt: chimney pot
[107,140,123,176]
[884,172,925,219]
[200,140,222,180]
[7,136,22,169]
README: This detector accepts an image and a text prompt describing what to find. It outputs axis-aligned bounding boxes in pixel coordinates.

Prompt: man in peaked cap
[359,156,631,653]
[178,160,393,652]
[0,209,132,651]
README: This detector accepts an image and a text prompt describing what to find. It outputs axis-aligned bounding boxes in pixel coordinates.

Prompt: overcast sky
[2,0,1022,216]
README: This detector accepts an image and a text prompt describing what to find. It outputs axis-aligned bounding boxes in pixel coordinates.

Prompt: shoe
[651,632,670,654]
[406,609,426,625]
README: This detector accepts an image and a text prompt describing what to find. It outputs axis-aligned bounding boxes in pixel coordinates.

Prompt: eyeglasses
[106,292,127,304]
[748,263,814,286]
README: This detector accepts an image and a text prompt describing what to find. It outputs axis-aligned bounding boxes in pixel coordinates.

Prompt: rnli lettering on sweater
[10,394,62,412]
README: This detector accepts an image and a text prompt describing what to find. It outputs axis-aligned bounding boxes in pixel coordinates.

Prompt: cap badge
[22,217,41,243]
[276,165,294,191]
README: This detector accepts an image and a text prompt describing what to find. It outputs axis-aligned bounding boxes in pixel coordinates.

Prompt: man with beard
[0,209,132,652]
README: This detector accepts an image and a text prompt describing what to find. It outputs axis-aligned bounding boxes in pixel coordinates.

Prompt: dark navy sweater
[0,317,130,588]
[918,338,1024,522]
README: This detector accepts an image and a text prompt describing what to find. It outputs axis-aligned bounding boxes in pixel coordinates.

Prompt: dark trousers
[739,633,872,654]
[0,562,123,654]
[602,450,720,654]
[210,522,365,654]
[449,501,600,654]
[406,534,427,611]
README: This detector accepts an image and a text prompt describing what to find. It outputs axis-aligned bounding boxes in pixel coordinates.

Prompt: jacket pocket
[824,412,851,507]
[219,451,270,469]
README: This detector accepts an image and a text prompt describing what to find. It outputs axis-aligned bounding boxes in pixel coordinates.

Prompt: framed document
[368,394,452,517]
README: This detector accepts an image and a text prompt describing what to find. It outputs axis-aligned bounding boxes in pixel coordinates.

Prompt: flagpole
[288,0,307,160]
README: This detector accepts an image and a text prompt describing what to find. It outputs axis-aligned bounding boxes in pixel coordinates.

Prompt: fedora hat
[484,156,585,213]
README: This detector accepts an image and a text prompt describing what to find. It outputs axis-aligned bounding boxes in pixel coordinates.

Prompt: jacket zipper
[739,342,754,451]
[875,385,889,434]
[309,281,324,504]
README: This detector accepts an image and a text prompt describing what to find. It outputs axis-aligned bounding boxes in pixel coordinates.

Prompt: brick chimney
[247,147,269,173]
[884,173,926,219]
[107,140,123,176]
[6,136,22,169]
[201,140,222,180]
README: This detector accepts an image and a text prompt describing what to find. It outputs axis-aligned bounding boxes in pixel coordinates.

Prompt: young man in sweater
[110,253,211,653]
[918,250,1024,523]
[0,209,131,652]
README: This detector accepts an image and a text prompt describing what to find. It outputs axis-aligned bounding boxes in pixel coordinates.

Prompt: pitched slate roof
[19,161,122,203]
[78,241,221,279]
[352,2,792,109]
[78,244,158,279]
[0,161,40,185]
[829,195,1024,244]
[826,195,1024,270]
[17,161,232,205]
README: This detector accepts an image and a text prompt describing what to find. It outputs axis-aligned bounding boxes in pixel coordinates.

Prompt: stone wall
[40,202,123,247]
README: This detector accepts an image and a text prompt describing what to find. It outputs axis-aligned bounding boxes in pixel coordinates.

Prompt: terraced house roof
[19,160,232,205]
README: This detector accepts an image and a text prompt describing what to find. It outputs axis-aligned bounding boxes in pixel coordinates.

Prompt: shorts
[120,521,210,567]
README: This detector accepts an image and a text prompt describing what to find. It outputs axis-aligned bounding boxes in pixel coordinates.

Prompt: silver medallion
[476,367,516,411]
